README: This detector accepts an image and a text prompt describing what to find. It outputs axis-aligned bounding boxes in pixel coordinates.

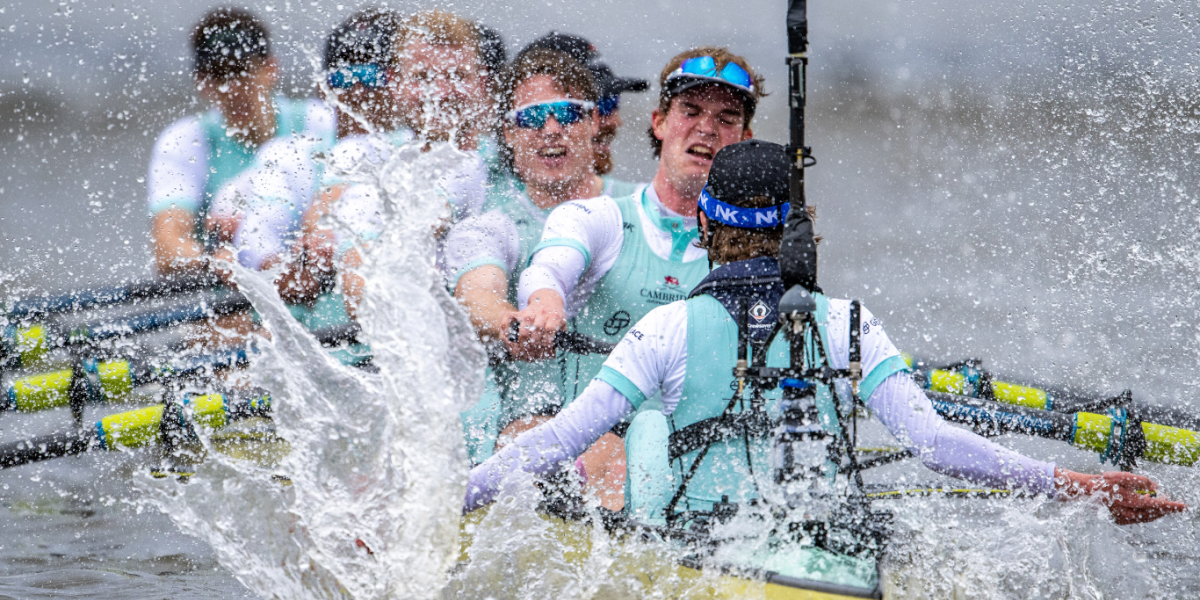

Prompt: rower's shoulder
[448,208,518,241]
[296,98,336,136]
[556,194,619,215]
[151,114,207,151]
[635,300,689,333]
[545,195,622,232]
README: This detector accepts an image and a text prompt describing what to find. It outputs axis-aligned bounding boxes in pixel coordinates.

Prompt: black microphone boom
[779,0,819,292]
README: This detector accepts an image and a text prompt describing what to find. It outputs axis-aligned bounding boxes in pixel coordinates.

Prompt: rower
[518,32,651,198]
[146,8,334,278]
[464,139,1188,527]
[503,48,764,507]
[513,48,760,389]
[213,9,402,366]
[442,50,607,472]
[315,10,500,314]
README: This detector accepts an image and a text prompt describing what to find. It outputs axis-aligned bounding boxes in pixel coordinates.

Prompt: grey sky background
[3,0,1195,128]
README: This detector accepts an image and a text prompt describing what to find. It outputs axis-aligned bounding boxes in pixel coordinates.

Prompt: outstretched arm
[464,380,633,512]
[513,198,625,357]
[869,373,1186,524]
[455,265,517,345]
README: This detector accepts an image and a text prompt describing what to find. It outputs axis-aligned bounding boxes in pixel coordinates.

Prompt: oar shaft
[3,274,219,320]
[914,360,1200,433]
[0,389,272,469]
[80,291,251,344]
[927,391,1075,442]
[1,292,252,370]
[928,391,1200,467]
[0,429,94,469]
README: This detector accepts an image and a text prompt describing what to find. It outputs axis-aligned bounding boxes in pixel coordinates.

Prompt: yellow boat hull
[457,508,881,600]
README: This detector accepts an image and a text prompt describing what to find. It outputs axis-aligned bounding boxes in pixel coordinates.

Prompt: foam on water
[138,140,486,599]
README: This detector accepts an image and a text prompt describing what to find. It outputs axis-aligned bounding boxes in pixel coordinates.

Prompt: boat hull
[456,507,881,600]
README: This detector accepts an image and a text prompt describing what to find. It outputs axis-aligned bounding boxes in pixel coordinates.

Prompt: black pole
[779,0,819,292]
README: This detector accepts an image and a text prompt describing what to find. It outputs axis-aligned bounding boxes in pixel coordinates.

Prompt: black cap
[520,32,649,97]
[324,9,401,71]
[192,8,270,80]
[705,140,789,208]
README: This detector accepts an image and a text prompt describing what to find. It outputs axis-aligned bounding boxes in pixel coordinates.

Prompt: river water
[2,0,1200,598]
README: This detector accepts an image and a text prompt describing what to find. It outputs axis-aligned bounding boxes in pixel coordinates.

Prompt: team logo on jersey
[604,310,631,336]
[640,274,687,306]
[749,300,770,322]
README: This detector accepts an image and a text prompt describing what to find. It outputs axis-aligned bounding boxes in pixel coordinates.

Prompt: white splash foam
[139,140,486,599]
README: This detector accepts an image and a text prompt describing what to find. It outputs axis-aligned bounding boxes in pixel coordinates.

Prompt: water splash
[138,140,486,599]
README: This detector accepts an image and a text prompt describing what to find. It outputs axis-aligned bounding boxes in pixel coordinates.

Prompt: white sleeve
[233,168,302,270]
[209,169,254,221]
[826,299,1056,493]
[464,380,633,512]
[302,100,336,138]
[823,299,905,381]
[867,373,1056,493]
[438,152,488,223]
[595,301,689,414]
[440,210,520,288]
[517,247,585,306]
[146,117,208,215]
[331,183,383,252]
[517,196,623,312]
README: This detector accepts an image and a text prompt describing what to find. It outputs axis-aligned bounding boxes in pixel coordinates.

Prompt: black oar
[861,390,1200,469]
[910,356,1200,432]
[0,387,272,470]
[0,290,252,370]
[2,274,221,321]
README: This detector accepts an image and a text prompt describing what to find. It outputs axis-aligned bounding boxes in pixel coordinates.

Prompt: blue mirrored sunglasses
[327,64,389,89]
[667,56,754,94]
[507,100,595,129]
[596,95,620,117]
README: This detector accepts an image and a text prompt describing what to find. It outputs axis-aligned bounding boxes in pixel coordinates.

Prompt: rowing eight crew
[144,8,1187,525]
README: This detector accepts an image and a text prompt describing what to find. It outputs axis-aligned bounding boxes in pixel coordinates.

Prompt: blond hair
[395,10,480,55]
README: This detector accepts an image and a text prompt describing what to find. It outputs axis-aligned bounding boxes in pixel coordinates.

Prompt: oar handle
[554,331,616,355]
[489,321,615,366]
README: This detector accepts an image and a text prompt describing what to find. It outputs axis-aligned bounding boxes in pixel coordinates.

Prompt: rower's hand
[1055,468,1188,525]
[508,289,566,360]
[209,247,238,288]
